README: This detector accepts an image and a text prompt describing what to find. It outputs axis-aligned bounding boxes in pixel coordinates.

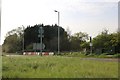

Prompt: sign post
[33,43,45,50]
[89,36,92,54]
[38,27,44,56]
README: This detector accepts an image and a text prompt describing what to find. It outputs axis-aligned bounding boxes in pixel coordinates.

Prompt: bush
[113,54,120,58]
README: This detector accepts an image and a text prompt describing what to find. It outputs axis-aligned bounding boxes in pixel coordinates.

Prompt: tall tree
[2,27,23,53]
[23,24,68,52]
[92,29,119,53]
[69,32,88,51]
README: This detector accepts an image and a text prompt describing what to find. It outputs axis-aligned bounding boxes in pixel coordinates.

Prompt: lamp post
[22,25,25,53]
[54,10,60,54]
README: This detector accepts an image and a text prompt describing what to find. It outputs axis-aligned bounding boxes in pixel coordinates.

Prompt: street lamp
[22,25,25,53]
[54,10,60,54]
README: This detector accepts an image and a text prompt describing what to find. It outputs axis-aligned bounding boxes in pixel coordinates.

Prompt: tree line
[2,24,120,54]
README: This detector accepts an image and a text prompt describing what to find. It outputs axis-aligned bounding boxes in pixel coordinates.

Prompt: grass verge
[2,56,119,78]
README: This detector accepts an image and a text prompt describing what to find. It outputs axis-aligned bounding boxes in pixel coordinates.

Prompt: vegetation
[92,30,120,54]
[2,55,119,78]
[2,27,23,53]
[24,24,69,52]
[2,24,88,53]
[60,52,120,58]
[1,13,119,79]
[2,24,120,54]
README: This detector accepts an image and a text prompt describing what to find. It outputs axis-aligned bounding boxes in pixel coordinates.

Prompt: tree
[92,29,119,54]
[60,31,71,51]
[2,34,22,53]
[2,27,23,53]
[3,24,71,53]
[23,24,68,52]
[110,32,120,53]
[66,27,71,39]
[69,32,88,51]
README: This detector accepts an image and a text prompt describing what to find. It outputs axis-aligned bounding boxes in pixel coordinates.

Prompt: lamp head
[54,10,58,12]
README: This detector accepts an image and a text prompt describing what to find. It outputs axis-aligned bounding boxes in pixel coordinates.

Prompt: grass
[61,52,120,58]
[2,55,119,78]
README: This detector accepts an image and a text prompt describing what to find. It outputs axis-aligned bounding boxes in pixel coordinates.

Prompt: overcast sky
[1,0,119,45]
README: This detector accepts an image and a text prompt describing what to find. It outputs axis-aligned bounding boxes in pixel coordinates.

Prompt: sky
[1,0,119,45]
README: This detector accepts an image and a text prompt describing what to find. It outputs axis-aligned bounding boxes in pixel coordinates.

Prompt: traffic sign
[38,27,44,33]
[39,43,45,50]
[38,35,44,38]
[38,29,44,33]
[90,43,92,46]
[33,43,45,50]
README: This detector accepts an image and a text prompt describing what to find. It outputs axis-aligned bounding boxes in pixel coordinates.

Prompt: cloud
[62,2,117,16]
[78,0,119,2]
[101,0,119,2]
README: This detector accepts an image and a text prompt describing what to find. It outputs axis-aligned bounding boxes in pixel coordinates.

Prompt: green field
[2,55,119,78]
